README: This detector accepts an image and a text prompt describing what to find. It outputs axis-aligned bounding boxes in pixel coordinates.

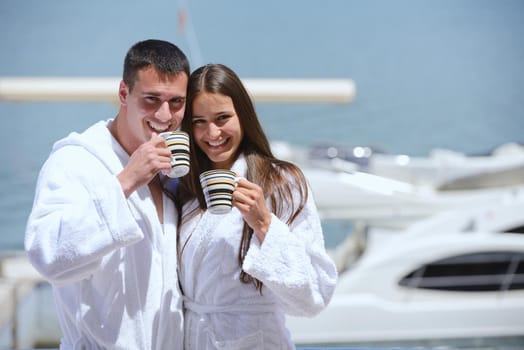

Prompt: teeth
[208,139,227,147]
[148,121,170,132]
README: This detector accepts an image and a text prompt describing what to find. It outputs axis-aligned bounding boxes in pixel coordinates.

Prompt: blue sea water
[1,0,524,250]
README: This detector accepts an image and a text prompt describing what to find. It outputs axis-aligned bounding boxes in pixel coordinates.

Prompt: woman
[175,63,337,349]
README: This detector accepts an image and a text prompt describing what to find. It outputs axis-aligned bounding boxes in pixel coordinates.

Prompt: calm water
[1,0,524,250]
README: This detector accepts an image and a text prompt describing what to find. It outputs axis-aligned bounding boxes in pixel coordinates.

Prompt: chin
[208,154,234,167]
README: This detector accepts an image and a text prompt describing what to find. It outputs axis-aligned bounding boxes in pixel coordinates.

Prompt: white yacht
[305,142,524,188]
[286,190,524,347]
[283,141,524,229]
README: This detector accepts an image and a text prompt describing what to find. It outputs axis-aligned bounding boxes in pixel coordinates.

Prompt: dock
[0,77,356,104]
[0,252,60,349]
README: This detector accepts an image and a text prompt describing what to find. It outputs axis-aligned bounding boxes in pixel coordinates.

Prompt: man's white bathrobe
[25,120,183,350]
[179,156,337,350]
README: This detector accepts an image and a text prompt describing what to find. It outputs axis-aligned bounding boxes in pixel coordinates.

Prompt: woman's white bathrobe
[179,156,337,350]
[25,120,183,350]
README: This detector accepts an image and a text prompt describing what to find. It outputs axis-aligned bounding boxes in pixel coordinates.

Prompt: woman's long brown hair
[175,64,308,291]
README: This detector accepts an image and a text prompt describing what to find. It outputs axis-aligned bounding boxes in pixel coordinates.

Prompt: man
[25,39,189,349]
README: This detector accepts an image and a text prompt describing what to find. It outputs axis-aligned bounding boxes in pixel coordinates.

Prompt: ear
[118,80,129,105]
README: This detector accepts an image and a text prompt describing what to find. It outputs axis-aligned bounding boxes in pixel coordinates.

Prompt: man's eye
[172,97,185,104]
[169,99,184,108]
[144,96,159,104]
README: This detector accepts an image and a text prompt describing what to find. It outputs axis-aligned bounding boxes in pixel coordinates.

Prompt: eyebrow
[141,91,161,96]
[142,92,186,101]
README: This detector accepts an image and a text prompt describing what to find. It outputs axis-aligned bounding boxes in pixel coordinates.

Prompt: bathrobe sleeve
[25,145,143,286]
[242,180,338,317]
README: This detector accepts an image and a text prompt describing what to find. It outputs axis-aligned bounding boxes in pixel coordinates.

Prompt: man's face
[119,66,188,153]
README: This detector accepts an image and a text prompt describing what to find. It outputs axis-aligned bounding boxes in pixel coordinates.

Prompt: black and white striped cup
[160,131,190,178]
[199,169,239,214]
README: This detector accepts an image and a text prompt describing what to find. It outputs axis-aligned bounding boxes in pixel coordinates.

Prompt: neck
[108,113,130,155]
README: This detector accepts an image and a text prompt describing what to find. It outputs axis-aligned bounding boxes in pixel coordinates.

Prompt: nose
[155,101,171,122]
[207,122,221,138]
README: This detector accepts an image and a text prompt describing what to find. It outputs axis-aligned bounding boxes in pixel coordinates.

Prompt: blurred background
[1,0,523,249]
[1,0,524,348]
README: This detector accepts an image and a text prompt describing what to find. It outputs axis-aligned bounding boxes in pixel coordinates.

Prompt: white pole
[0,77,355,104]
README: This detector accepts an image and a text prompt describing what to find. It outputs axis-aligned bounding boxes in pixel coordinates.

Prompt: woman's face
[191,92,244,169]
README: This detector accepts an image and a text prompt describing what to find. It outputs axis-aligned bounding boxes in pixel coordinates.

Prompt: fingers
[232,180,265,210]
[145,133,172,162]
[232,179,271,240]
[232,190,251,210]
[150,132,169,149]
[127,136,171,177]
[234,177,257,191]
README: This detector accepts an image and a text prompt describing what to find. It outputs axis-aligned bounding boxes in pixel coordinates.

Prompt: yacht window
[504,225,524,234]
[399,252,524,291]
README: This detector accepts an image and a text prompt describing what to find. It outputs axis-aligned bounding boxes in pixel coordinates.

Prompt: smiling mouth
[148,121,171,133]
[207,139,228,148]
